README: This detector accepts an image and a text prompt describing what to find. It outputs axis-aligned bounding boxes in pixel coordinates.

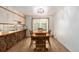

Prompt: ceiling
[9,6,63,16]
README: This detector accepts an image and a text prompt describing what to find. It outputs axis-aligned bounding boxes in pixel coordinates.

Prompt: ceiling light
[33,6,48,15]
[37,8,44,14]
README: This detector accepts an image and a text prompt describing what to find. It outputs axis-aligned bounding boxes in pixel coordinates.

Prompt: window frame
[32,18,49,32]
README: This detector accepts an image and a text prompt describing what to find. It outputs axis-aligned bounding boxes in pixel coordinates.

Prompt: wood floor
[7,37,69,52]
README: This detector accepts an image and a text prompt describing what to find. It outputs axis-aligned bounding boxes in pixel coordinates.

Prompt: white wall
[48,16,54,36]
[53,6,79,52]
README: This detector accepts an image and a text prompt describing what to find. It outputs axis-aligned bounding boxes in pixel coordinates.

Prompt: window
[33,18,48,32]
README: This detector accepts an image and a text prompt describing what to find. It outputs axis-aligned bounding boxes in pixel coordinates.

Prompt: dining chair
[34,36,48,52]
[29,30,36,48]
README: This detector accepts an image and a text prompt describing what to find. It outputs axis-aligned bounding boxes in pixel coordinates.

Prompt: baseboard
[54,37,70,52]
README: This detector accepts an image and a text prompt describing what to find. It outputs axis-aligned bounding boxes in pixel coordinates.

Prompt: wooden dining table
[31,31,50,51]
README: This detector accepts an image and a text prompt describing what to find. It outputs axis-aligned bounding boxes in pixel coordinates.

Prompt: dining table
[31,31,50,51]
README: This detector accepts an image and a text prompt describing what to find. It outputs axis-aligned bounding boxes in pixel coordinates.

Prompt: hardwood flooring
[7,37,69,52]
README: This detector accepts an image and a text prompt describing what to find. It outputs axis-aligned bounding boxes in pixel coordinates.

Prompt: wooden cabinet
[0,30,26,52]
[0,8,8,23]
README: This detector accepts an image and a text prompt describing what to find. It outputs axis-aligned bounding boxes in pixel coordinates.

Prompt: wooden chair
[34,36,48,52]
[29,30,36,48]
[48,30,51,36]
[44,30,51,48]
[34,32,48,52]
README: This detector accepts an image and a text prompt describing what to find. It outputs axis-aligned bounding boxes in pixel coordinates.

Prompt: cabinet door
[7,11,14,23]
[0,8,8,31]
[0,8,8,23]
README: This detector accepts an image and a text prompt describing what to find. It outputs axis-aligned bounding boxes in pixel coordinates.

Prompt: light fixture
[33,6,47,15]
[37,8,44,14]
